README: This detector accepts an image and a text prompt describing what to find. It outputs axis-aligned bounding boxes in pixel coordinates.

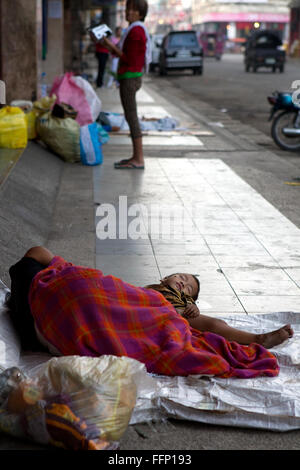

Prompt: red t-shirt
[118,25,146,77]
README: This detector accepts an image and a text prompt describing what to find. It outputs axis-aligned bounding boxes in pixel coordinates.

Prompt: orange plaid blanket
[29,256,279,379]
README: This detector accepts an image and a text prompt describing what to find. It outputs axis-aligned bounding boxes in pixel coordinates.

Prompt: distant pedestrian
[93,0,151,170]
[95,34,110,88]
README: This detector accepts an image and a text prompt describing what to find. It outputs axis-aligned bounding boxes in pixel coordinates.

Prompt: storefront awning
[199,12,290,23]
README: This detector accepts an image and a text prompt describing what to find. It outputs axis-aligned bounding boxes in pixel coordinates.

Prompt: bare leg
[116,77,144,168]
[132,136,144,165]
[24,246,54,266]
[188,314,293,348]
[114,137,144,168]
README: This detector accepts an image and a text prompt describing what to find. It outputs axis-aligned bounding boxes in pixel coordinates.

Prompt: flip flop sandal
[114,162,145,170]
[114,159,131,167]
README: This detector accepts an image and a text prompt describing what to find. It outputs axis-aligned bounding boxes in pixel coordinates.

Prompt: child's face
[126,3,142,23]
[162,273,198,299]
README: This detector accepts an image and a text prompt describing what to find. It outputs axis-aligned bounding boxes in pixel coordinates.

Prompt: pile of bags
[0,73,107,166]
[0,355,147,451]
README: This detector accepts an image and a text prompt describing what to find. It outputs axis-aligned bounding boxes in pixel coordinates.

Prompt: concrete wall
[0,142,63,285]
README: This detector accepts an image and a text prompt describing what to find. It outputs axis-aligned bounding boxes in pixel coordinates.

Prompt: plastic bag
[0,355,147,450]
[33,95,56,116]
[36,112,81,163]
[10,100,33,112]
[71,75,101,123]
[50,73,101,126]
[0,106,28,149]
[96,123,110,144]
[0,282,21,369]
[80,122,103,166]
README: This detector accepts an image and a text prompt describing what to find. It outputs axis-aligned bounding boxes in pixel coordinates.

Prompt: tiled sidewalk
[94,84,300,316]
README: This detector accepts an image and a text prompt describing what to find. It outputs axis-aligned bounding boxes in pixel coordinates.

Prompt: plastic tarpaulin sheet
[1,281,300,432]
[130,312,300,432]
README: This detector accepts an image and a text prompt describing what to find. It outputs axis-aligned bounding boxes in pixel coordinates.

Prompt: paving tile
[229,279,300,296]
[195,295,245,313]
[152,243,211,256]
[159,267,224,283]
[96,254,158,278]
[257,234,300,246]
[203,233,265,245]
[150,234,206,244]
[240,219,299,235]
[108,134,203,146]
[215,255,281,268]
[122,271,161,287]
[208,243,269,257]
[136,88,154,102]
[284,268,300,282]
[155,254,219,270]
[239,296,300,313]
[96,241,154,255]
[196,280,236,296]
[222,266,292,282]
[194,219,251,235]
[276,256,300,268]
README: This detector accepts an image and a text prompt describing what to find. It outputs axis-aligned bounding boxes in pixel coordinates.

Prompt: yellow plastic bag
[0,106,28,149]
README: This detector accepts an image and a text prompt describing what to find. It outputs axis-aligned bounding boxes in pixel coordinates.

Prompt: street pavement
[1,74,300,452]
[95,79,300,316]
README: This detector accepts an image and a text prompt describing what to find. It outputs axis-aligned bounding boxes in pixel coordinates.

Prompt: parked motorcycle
[268,91,300,151]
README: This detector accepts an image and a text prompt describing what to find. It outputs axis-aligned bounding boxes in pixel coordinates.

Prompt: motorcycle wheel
[271,110,300,151]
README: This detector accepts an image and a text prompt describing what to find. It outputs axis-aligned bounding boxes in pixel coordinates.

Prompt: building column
[0,0,42,103]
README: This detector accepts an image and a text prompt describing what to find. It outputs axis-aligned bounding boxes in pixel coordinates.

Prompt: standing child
[95,0,151,170]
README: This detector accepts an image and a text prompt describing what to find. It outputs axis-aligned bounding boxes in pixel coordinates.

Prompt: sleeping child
[5,246,293,379]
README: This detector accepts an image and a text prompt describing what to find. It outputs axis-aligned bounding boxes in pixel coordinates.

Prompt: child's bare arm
[175,307,185,316]
[182,304,200,319]
[101,37,123,58]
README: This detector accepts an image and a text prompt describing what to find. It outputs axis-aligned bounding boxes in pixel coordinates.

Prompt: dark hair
[126,0,148,21]
[192,275,200,301]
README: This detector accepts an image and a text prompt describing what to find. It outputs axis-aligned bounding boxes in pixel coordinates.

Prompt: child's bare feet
[256,324,294,349]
